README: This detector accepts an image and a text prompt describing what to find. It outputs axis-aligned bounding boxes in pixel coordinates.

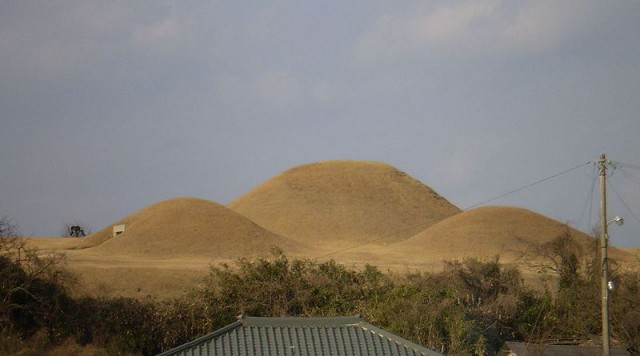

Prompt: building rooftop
[158,316,443,356]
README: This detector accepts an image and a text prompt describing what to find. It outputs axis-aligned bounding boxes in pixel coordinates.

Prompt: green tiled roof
[158,316,443,356]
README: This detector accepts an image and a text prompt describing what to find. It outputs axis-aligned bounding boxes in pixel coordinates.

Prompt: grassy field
[22,161,640,300]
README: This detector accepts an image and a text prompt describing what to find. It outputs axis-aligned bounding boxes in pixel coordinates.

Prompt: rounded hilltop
[228,160,461,247]
[391,206,635,264]
[85,197,300,258]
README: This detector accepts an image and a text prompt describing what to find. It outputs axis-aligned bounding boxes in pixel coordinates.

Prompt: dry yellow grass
[25,197,302,299]
[305,206,638,276]
[396,206,620,260]
[87,197,301,258]
[228,160,461,248]
[21,161,640,300]
[387,206,635,265]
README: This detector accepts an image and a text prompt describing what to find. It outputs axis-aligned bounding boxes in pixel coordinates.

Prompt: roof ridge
[240,315,362,327]
[157,320,243,356]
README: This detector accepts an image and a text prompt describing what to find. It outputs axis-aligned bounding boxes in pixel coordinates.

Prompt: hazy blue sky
[2,1,639,247]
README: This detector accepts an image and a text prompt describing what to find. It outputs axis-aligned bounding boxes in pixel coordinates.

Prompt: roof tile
[158,316,442,356]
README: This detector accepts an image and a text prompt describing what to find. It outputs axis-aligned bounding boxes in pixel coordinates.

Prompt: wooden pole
[599,153,610,356]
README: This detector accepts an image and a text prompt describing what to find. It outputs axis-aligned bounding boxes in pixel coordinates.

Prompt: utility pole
[599,153,610,356]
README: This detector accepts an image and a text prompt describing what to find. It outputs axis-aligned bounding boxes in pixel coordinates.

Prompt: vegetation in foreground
[1,217,639,355]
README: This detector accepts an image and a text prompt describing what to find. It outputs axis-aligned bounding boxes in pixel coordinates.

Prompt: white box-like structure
[112,224,126,237]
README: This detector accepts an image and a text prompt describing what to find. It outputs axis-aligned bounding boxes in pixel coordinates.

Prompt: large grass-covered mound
[228,160,461,247]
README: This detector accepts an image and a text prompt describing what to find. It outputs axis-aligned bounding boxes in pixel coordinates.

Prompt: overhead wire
[618,167,640,188]
[314,160,594,260]
[313,215,450,260]
[613,162,640,227]
[575,164,598,234]
[464,162,592,209]
[610,176,640,228]
[612,161,640,171]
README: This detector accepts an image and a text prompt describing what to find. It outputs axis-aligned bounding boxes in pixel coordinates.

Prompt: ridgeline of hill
[227,160,461,247]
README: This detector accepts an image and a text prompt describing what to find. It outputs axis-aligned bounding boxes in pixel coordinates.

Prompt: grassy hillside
[88,197,300,258]
[228,160,461,247]
[20,161,639,300]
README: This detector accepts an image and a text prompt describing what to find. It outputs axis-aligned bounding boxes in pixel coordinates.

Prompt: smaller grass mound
[86,197,301,258]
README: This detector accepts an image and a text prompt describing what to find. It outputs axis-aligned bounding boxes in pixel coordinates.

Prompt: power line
[312,235,388,260]
[314,160,604,260]
[610,178,640,228]
[465,162,592,209]
[618,167,640,188]
[313,216,448,260]
[612,161,640,171]
[576,164,597,234]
